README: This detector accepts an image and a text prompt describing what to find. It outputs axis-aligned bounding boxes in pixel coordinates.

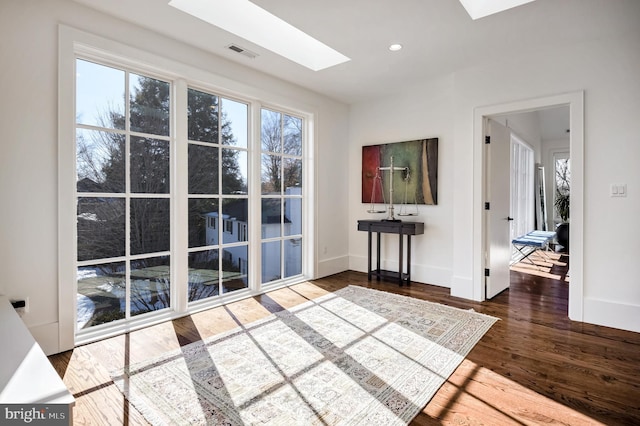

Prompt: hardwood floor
[49,258,640,425]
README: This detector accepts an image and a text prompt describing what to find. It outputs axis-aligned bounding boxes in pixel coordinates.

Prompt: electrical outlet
[12,297,29,315]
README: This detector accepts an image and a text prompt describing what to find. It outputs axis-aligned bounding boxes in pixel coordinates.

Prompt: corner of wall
[29,322,61,356]
[316,256,350,279]
[450,275,477,300]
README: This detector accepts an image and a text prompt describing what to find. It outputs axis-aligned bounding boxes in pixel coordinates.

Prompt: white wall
[350,2,640,333]
[0,0,350,353]
[348,75,456,287]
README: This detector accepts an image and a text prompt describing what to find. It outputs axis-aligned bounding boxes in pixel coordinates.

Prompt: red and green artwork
[362,138,438,205]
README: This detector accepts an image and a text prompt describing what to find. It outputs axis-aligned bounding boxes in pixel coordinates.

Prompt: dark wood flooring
[49,256,640,425]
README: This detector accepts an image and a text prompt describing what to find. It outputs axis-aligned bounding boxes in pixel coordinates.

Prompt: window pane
[130,198,170,255]
[221,98,247,148]
[262,198,282,238]
[261,154,281,194]
[188,250,219,302]
[222,246,248,294]
[76,129,125,193]
[189,199,218,248]
[261,109,281,153]
[283,158,302,192]
[284,198,302,236]
[131,137,170,194]
[555,158,570,195]
[77,197,125,261]
[262,241,281,283]
[222,148,247,194]
[188,144,218,194]
[130,256,170,316]
[222,199,248,243]
[188,88,218,143]
[76,59,124,130]
[77,262,126,330]
[130,74,170,136]
[283,115,302,155]
[284,238,302,278]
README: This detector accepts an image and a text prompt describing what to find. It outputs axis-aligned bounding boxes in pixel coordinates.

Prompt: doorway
[486,108,569,300]
[473,92,584,322]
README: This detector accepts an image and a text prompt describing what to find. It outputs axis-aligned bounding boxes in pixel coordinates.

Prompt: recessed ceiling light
[169,0,350,71]
[389,44,403,52]
[458,0,537,20]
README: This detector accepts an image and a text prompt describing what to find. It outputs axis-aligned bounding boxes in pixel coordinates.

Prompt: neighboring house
[203,187,302,282]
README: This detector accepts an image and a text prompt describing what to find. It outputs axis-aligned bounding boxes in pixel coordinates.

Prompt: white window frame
[58,26,315,349]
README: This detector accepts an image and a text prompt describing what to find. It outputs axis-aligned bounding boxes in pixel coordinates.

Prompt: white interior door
[486,118,512,298]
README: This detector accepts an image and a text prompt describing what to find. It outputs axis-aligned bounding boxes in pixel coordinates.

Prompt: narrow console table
[357,220,424,286]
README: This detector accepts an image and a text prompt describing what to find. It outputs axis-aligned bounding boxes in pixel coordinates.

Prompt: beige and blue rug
[111,285,497,425]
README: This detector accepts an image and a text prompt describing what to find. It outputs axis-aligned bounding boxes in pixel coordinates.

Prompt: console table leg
[407,235,412,285]
[376,232,381,281]
[367,230,372,281]
[398,233,404,286]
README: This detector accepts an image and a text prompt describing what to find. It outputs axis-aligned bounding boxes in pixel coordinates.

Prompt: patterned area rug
[111,286,498,425]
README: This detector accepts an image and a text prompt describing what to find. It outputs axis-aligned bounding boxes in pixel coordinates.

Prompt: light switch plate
[611,183,627,197]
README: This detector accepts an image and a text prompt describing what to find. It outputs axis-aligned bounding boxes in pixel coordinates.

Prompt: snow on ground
[76,293,95,329]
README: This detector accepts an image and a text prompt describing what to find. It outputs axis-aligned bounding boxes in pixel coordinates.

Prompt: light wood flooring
[49,257,640,425]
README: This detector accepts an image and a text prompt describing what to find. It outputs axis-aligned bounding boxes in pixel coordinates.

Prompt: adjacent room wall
[0,0,350,354]
[494,111,542,162]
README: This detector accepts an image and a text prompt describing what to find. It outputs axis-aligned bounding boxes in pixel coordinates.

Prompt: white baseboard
[583,297,640,333]
[316,255,350,279]
[349,255,368,275]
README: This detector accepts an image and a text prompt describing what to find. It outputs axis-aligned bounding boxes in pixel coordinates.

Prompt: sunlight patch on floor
[424,359,605,425]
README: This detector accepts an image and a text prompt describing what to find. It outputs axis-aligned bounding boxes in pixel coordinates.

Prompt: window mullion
[124,71,132,320]
[249,101,262,293]
[173,79,189,313]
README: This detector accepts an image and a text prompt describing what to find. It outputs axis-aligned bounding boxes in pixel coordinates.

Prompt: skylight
[459,0,537,20]
[169,0,350,71]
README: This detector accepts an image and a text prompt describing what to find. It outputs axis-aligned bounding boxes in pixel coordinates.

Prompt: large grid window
[187,88,249,303]
[260,108,303,283]
[71,52,308,340]
[75,59,172,330]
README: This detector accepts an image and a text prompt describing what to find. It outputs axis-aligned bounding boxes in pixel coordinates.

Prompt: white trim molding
[473,91,584,321]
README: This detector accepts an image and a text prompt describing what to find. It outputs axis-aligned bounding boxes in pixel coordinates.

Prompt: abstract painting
[362,138,438,205]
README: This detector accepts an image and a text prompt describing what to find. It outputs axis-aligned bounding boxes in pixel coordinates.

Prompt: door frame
[473,92,584,321]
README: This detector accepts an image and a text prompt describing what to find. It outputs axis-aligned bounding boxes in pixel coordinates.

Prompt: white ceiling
[71,0,628,106]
